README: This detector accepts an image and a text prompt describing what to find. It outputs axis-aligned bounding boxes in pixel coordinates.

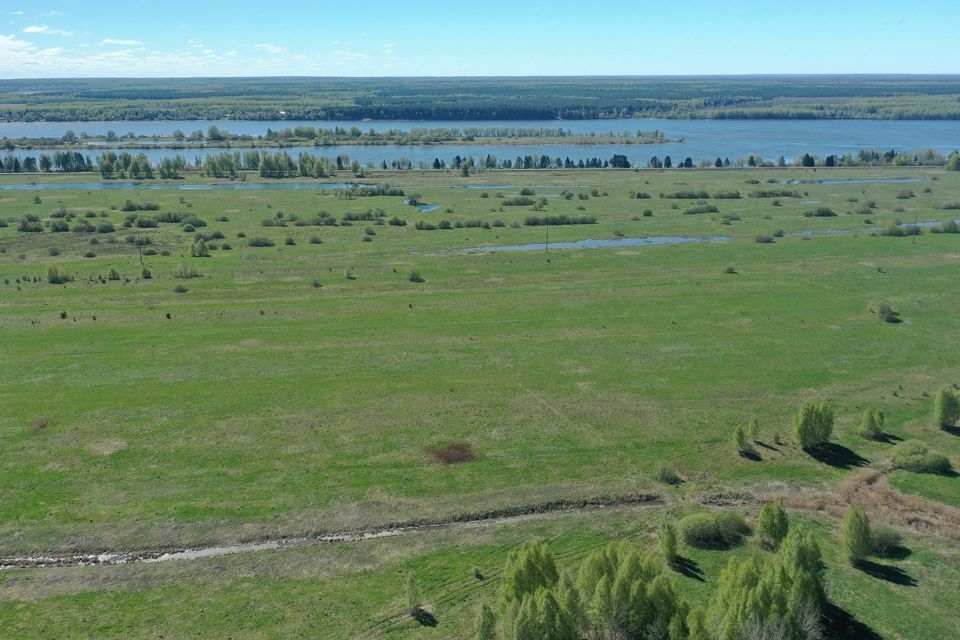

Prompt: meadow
[0,165,958,638]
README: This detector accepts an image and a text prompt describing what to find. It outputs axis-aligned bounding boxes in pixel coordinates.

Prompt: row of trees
[463,502,826,640]
[2,149,957,176]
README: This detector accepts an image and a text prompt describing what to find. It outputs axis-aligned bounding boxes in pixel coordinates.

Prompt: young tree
[933,386,960,429]
[475,603,496,640]
[661,521,678,564]
[757,500,789,550]
[793,402,834,449]
[406,574,422,615]
[842,506,871,565]
[858,409,884,440]
[747,416,760,443]
[732,426,753,456]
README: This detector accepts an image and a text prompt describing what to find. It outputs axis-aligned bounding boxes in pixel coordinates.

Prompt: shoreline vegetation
[2,75,960,122]
[1,126,673,152]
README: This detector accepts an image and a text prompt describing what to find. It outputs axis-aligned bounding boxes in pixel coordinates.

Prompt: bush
[678,511,749,549]
[248,237,275,247]
[858,409,884,440]
[876,301,900,323]
[754,234,775,244]
[941,202,960,210]
[46,264,73,284]
[408,269,424,283]
[793,402,833,449]
[285,237,296,245]
[662,190,710,199]
[842,506,871,564]
[83,250,96,258]
[890,440,952,474]
[930,220,959,234]
[524,214,596,226]
[871,524,904,557]
[656,463,681,485]
[173,264,201,279]
[190,239,210,257]
[683,204,718,215]
[757,500,789,549]
[173,284,189,293]
[141,267,152,279]
[713,191,741,199]
[934,386,960,428]
[802,207,837,217]
[47,247,60,256]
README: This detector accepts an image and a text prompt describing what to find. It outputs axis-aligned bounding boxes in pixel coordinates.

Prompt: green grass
[1,166,958,636]
[0,506,956,639]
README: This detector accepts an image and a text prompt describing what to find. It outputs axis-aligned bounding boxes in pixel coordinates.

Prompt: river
[2,118,959,168]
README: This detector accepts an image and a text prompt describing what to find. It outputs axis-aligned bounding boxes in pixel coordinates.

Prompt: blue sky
[1,1,957,78]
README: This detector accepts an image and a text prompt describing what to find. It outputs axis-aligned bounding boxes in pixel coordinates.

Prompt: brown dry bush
[782,469,960,541]
[426,440,477,464]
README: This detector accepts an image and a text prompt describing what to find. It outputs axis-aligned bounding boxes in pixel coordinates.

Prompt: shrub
[173,284,189,293]
[747,416,760,442]
[930,220,959,234]
[754,234,775,244]
[749,189,801,198]
[724,265,737,274]
[683,204,718,215]
[141,267,152,279]
[248,237,275,247]
[475,603,496,640]
[713,191,741,199]
[876,301,900,323]
[858,409,884,440]
[656,463,681,485]
[678,511,749,549]
[173,264,201,279]
[842,506,871,564]
[890,440,952,474]
[49,219,69,232]
[83,250,96,258]
[519,187,535,196]
[757,500,789,549]
[793,402,833,449]
[660,522,678,563]
[408,269,424,283]
[46,264,73,284]
[190,239,210,257]
[501,196,537,206]
[47,247,61,256]
[879,224,922,237]
[108,268,121,281]
[802,207,837,217]
[941,202,960,210]
[285,237,296,245]
[311,279,323,288]
[524,214,596,226]
[871,524,904,557]
[663,190,710,199]
[934,386,960,428]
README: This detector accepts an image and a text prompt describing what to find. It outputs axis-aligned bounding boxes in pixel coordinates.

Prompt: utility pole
[545,224,549,254]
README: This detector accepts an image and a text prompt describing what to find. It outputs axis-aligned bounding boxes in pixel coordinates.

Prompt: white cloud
[23,25,73,36]
[44,10,64,17]
[101,37,142,45]
[254,43,283,54]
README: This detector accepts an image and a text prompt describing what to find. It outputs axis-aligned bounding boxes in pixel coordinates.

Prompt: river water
[2,118,959,168]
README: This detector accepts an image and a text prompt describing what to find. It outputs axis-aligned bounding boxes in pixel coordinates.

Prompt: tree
[757,500,789,550]
[732,426,753,456]
[661,521,678,564]
[475,603,496,640]
[793,402,834,449]
[933,386,960,429]
[406,573,421,615]
[842,506,871,565]
[191,239,210,258]
[747,416,760,443]
[500,540,559,607]
[858,409,884,440]
[946,152,960,171]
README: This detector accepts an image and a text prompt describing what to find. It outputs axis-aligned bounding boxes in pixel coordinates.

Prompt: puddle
[800,200,820,204]
[463,235,730,253]
[779,178,930,185]
[404,198,441,212]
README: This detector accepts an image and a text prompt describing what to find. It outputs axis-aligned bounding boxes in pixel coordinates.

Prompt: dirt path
[0,494,664,570]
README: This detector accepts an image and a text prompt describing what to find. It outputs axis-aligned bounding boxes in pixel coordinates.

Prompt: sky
[1,1,958,78]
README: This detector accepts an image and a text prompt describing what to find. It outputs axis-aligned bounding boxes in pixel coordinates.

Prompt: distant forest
[2,76,960,122]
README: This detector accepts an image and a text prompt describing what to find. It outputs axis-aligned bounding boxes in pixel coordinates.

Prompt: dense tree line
[3,76,960,122]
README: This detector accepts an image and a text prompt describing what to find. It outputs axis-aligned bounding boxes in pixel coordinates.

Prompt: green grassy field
[1,166,958,637]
